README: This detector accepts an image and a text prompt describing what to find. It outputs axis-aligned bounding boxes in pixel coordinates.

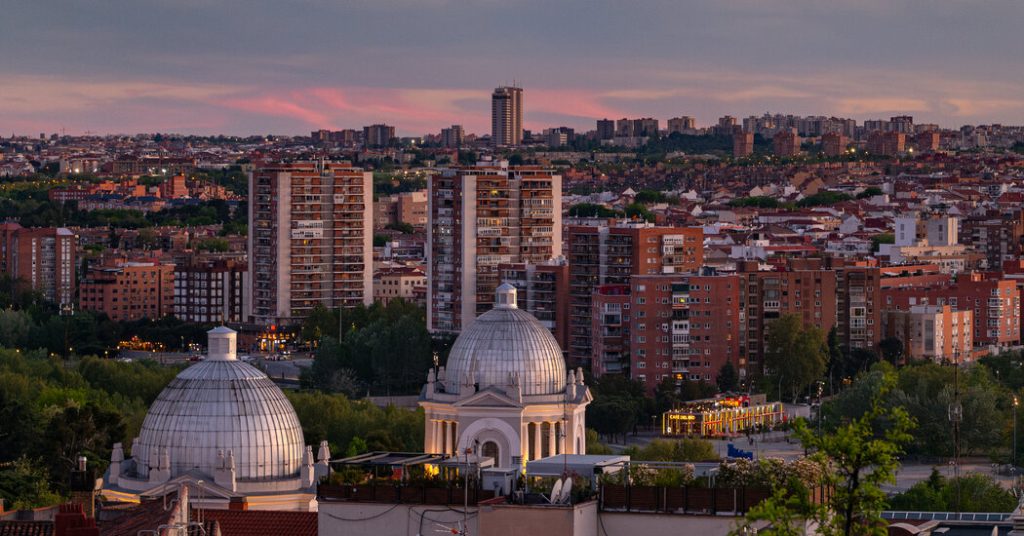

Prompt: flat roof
[526,455,630,476]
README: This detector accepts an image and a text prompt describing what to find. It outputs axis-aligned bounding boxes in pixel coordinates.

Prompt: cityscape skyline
[3,1,1024,136]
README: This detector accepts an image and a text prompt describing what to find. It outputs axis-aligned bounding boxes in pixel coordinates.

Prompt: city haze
[3,0,1024,135]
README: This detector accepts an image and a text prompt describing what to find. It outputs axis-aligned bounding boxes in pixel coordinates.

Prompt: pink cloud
[527,89,627,124]
[220,94,332,128]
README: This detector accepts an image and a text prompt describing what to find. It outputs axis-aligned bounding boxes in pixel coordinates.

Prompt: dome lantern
[206,326,237,361]
[495,282,518,309]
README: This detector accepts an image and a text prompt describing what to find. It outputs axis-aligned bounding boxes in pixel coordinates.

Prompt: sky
[2,0,1023,137]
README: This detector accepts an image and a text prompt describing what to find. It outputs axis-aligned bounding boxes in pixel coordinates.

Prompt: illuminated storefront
[257,324,294,352]
[661,395,785,437]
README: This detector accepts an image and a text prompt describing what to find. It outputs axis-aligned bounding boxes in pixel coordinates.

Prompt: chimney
[69,456,99,519]
[54,503,99,536]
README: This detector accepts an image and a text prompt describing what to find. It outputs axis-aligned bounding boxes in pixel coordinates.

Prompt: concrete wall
[478,501,597,536]
[598,511,756,536]
[318,500,765,536]
[318,502,478,536]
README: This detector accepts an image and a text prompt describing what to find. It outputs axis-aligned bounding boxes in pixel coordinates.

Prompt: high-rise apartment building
[772,129,800,157]
[567,223,704,368]
[715,116,738,135]
[594,273,740,393]
[440,125,464,149]
[544,127,574,147]
[427,160,561,333]
[615,118,659,138]
[914,130,940,152]
[867,131,906,156]
[173,255,249,324]
[736,259,838,378]
[881,273,1020,349]
[498,258,570,350]
[889,115,915,134]
[596,119,616,141]
[363,124,396,148]
[667,116,696,134]
[249,161,373,326]
[829,258,882,353]
[491,86,523,147]
[0,224,77,307]
[821,132,848,157]
[732,131,754,158]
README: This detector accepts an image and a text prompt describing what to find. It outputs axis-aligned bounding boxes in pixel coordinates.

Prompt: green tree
[624,202,655,222]
[888,470,1015,513]
[878,337,903,364]
[717,360,739,392]
[765,314,827,401]
[42,403,126,491]
[195,237,230,252]
[585,429,613,455]
[300,303,340,347]
[626,438,719,462]
[587,398,638,444]
[567,203,620,218]
[0,309,32,348]
[870,233,894,253]
[0,457,63,510]
[740,370,915,536]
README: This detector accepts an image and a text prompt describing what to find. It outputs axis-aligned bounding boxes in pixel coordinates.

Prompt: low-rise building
[373,266,426,306]
[884,305,973,363]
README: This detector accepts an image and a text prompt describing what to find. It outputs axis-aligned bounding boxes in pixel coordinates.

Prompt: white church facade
[420,284,592,468]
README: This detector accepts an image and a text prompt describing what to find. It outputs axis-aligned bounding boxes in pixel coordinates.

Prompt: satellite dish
[559,477,573,503]
[548,478,564,503]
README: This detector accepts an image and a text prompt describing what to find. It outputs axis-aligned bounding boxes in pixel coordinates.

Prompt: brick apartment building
[960,208,1024,270]
[881,272,1021,350]
[772,129,800,157]
[172,256,249,324]
[0,223,77,307]
[567,222,703,369]
[590,271,741,394]
[79,261,175,322]
[821,132,848,157]
[866,131,906,156]
[736,259,839,379]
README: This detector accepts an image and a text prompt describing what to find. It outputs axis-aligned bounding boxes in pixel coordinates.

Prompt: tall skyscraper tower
[249,161,373,326]
[491,86,523,147]
[427,159,561,333]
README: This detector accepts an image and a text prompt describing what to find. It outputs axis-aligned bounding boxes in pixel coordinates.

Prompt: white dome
[134,359,305,481]
[444,284,567,396]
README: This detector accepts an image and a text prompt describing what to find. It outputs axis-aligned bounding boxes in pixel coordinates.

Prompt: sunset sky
[3,0,1023,136]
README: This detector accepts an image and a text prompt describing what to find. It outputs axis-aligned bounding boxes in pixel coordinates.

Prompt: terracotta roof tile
[195,509,316,536]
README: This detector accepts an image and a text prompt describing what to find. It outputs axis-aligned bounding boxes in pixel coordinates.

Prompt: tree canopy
[765,314,828,401]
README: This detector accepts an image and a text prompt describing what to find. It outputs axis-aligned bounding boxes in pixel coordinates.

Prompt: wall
[318,502,478,536]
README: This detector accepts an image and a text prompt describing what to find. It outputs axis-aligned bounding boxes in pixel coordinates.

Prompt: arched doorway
[480,441,499,464]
